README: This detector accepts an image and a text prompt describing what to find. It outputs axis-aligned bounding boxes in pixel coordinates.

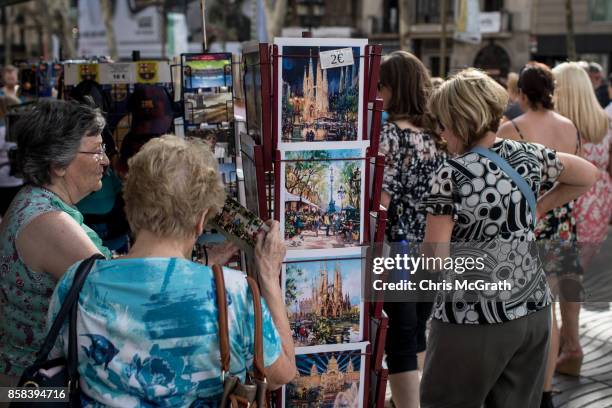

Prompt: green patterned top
[0,185,110,376]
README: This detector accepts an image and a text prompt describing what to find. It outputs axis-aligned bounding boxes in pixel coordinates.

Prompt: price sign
[100,63,134,84]
[319,48,354,70]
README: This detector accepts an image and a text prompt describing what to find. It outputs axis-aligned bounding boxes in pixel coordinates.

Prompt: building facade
[360,0,611,78]
[531,0,612,71]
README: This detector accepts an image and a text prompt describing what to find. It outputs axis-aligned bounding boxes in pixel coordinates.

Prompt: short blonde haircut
[124,135,226,238]
[553,62,610,144]
[428,68,508,149]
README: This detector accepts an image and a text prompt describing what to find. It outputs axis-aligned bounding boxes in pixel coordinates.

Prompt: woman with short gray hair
[0,99,111,387]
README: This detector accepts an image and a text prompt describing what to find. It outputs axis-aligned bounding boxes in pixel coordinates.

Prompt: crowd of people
[379,52,611,408]
[0,51,610,407]
[285,208,359,243]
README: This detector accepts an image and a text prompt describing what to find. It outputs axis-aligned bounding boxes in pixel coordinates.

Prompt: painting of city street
[285,256,362,347]
[285,349,364,407]
[278,43,364,143]
[184,91,233,124]
[282,148,364,249]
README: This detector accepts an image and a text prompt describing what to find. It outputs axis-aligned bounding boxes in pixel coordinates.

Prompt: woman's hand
[206,241,239,266]
[253,220,296,389]
[254,220,286,288]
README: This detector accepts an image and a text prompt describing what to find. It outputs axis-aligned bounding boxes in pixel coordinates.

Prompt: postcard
[242,45,264,144]
[283,342,367,408]
[182,53,232,89]
[274,37,367,146]
[282,250,364,347]
[184,90,233,124]
[280,147,366,250]
[209,197,269,252]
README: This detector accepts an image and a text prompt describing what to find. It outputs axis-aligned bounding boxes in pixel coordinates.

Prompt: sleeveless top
[0,185,111,376]
[574,132,612,259]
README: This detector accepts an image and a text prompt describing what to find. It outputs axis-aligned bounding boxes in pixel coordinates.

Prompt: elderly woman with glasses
[0,99,112,387]
[46,135,295,406]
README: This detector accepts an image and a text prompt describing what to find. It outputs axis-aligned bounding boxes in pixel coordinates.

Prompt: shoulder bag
[11,254,105,408]
[212,264,268,408]
[470,146,537,228]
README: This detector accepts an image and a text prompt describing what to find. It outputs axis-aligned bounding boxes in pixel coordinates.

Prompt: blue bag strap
[470,146,537,228]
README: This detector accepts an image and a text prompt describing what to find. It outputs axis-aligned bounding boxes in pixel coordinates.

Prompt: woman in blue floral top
[46,136,296,407]
[377,51,447,408]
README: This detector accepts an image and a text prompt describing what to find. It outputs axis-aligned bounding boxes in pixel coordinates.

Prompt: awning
[285,191,320,209]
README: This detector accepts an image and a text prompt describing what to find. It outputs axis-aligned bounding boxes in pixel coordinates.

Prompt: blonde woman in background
[497,63,584,407]
[552,62,612,375]
[421,68,597,408]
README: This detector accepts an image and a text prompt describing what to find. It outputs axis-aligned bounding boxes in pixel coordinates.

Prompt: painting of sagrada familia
[298,261,352,318]
[281,45,361,142]
[285,258,362,347]
[286,350,362,407]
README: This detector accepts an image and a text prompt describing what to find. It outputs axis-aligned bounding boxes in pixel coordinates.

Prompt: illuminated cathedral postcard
[283,342,367,408]
[280,145,367,251]
[274,38,367,145]
[282,250,364,347]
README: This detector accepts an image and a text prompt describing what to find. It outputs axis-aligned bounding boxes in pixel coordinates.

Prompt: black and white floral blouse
[422,139,564,324]
[379,122,447,242]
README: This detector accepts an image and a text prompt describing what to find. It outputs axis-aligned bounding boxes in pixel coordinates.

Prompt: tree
[340,161,360,209]
[285,264,305,307]
[100,0,118,59]
[565,0,577,61]
[285,151,331,206]
[34,0,76,59]
[398,0,411,51]
[263,0,288,41]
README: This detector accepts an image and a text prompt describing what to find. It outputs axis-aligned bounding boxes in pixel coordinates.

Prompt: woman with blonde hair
[421,68,597,407]
[45,135,296,406]
[497,62,585,407]
[551,61,612,376]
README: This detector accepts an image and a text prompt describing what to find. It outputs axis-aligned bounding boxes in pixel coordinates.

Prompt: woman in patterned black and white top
[378,51,447,408]
[419,69,597,408]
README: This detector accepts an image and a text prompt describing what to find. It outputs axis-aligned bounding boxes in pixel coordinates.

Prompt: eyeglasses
[78,143,108,162]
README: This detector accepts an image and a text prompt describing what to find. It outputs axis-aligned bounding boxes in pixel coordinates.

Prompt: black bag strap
[34,254,105,364]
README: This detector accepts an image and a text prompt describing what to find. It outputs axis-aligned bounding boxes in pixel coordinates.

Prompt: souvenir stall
[239,35,388,407]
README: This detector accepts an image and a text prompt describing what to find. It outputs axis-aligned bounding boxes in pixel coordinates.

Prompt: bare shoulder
[552,111,576,130]
[17,211,99,278]
[497,120,519,140]
[551,112,580,149]
[20,210,86,239]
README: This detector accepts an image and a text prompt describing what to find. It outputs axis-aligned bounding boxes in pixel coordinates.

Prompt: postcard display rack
[241,38,389,407]
[178,53,238,199]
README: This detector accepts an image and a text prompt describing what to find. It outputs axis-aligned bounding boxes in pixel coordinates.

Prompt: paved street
[385,227,612,407]
[286,228,359,250]
[553,303,612,407]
